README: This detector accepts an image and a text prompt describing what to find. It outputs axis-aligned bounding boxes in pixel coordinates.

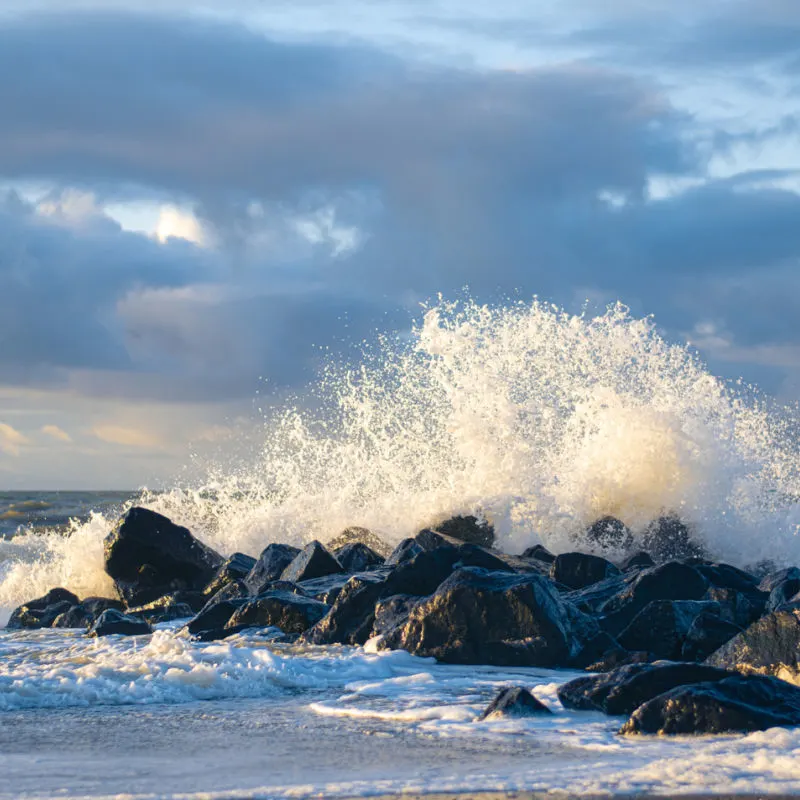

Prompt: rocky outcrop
[621,674,800,735]
[104,507,223,606]
[558,661,732,716]
[478,687,552,719]
[88,609,153,637]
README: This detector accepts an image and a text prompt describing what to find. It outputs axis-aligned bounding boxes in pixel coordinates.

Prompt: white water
[2,298,800,613]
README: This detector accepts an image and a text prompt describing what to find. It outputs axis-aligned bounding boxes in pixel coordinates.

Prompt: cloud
[0,423,30,456]
[40,424,72,442]
[91,423,162,449]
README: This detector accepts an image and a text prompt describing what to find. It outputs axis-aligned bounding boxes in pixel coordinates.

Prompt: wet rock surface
[478,686,552,719]
[89,608,153,637]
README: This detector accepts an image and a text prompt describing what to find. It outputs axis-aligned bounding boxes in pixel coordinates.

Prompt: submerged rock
[226,591,329,634]
[478,687,552,720]
[621,674,800,735]
[550,552,620,590]
[7,588,80,629]
[380,567,577,667]
[244,544,301,593]
[558,661,732,716]
[104,507,224,606]
[705,608,800,681]
[280,541,344,583]
[89,608,153,637]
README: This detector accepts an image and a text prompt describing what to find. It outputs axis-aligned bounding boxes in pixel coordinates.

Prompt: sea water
[2,299,800,798]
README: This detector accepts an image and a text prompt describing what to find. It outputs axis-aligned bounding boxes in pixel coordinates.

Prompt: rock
[88,609,153,637]
[333,542,385,572]
[520,544,556,564]
[380,567,577,667]
[104,507,224,606]
[7,588,80,629]
[202,580,252,610]
[81,597,125,617]
[457,543,515,572]
[127,596,195,624]
[563,574,629,615]
[558,661,732,716]
[766,577,800,614]
[704,586,764,629]
[695,563,763,596]
[705,608,800,681]
[244,544,301,593]
[432,515,494,548]
[620,674,800,735]
[280,541,344,583]
[478,687,552,720]
[567,631,625,670]
[372,594,419,637]
[385,538,424,566]
[617,600,720,661]
[52,604,94,628]
[550,552,621,590]
[585,649,653,673]
[416,528,463,551]
[599,561,709,636]
[759,567,800,594]
[621,552,655,572]
[226,591,329,634]
[681,612,743,662]
[187,599,248,635]
[641,515,703,561]
[586,516,633,551]
[204,553,258,597]
[327,526,393,558]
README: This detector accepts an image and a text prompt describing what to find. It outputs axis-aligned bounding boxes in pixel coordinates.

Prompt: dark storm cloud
[1,10,800,405]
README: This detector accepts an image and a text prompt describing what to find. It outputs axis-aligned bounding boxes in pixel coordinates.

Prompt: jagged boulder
[280,541,344,583]
[104,507,224,606]
[89,609,153,637]
[187,598,248,635]
[385,538,425,566]
[478,687,552,720]
[558,661,732,716]
[226,591,329,634]
[203,553,258,597]
[520,544,556,564]
[705,608,800,681]
[380,567,578,667]
[550,552,620,590]
[681,612,743,662]
[621,674,800,735]
[759,567,800,594]
[7,588,79,629]
[621,552,655,572]
[431,515,494,548]
[52,604,94,629]
[327,526,393,558]
[372,594,419,637]
[244,543,300,594]
[333,542,385,572]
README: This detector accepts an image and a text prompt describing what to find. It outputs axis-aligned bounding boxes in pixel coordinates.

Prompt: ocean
[3,300,800,798]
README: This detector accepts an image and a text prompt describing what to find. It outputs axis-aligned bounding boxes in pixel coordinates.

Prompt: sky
[0,0,799,489]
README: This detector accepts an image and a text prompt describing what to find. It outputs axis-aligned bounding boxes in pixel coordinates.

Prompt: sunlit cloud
[0,423,30,456]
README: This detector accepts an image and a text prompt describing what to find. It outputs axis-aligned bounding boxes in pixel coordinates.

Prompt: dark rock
[558,661,732,716]
[563,574,629,615]
[187,599,247,635]
[585,649,653,672]
[641,515,703,561]
[617,600,720,661]
[203,552,258,597]
[432,515,494,548]
[520,544,556,564]
[81,597,125,617]
[380,567,577,667]
[327,526,392,558]
[7,588,80,629]
[621,674,800,735]
[705,608,800,680]
[201,580,252,611]
[568,631,624,670]
[415,529,463,551]
[372,594,418,637]
[599,561,709,636]
[226,591,329,633]
[385,538,424,566]
[334,542,385,572]
[621,552,655,572]
[695,563,763,596]
[767,577,800,614]
[478,686,552,720]
[52,604,94,629]
[457,543,514,572]
[244,543,301,593]
[280,540,344,583]
[704,586,764,629]
[681,612,743,662]
[89,608,153,637]
[127,597,195,624]
[193,624,251,642]
[586,516,633,551]
[759,567,800,594]
[104,507,223,606]
[550,552,621,590]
